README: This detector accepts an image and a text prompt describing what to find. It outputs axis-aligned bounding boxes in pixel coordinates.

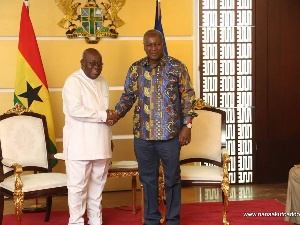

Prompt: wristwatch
[185,123,192,128]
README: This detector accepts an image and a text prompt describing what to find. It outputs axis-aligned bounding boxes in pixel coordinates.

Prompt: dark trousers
[134,137,181,225]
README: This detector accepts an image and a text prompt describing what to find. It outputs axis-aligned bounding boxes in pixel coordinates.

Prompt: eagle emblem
[55,0,126,44]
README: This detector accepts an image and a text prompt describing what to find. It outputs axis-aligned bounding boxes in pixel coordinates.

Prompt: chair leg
[44,196,52,222]
[141,184,144,224]
[12,164,24,225]
[13,190,24,225]
[221,185,230,225]
[221,150,231,225]
[0,194,4,225]
[132,176,137,215]
[158,160,165,224]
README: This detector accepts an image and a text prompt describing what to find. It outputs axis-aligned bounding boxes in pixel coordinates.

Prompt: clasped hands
[106,109,120,126]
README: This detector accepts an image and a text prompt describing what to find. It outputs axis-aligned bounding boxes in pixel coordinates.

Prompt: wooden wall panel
[254,0,269,183]
[255,0,300,183]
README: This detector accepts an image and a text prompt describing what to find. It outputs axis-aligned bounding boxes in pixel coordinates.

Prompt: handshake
[106,109,120,126]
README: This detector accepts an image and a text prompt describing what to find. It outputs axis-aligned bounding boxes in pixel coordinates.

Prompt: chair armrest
[1,158,24,184]
[2,158,23,171]
[2,158,17,167]
[48,153,65,160]
[221,148,230,194]
[54,153,65,160]
[221,148,231,180]
[221,148,231,165]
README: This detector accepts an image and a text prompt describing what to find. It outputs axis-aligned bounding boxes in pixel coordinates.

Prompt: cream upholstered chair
[0,104,67,225]
[180,100,230,225]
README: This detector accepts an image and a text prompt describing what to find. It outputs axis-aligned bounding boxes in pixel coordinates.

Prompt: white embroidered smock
[62,69,112,160]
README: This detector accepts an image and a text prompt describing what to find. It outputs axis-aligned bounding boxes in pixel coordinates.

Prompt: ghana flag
[14,1,57,167]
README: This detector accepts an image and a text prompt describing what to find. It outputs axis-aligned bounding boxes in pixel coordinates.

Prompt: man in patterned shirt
[114,29,196,225]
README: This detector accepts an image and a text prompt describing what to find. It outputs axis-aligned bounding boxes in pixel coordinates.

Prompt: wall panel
[0,41,18,88]
[0,93,14,114]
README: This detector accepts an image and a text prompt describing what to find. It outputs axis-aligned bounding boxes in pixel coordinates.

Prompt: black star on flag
[18,82,43,107]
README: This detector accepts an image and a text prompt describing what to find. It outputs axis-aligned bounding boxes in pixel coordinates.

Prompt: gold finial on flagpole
[157,0,161,18]
[24,0,29,9]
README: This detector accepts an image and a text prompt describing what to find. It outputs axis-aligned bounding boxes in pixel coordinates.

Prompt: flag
[154,0,168,56]
[14,0,57,167]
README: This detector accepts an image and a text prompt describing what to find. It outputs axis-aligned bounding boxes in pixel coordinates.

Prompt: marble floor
[3,183,288,215]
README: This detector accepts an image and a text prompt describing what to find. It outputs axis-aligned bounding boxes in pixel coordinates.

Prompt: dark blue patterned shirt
[115,55,196,140]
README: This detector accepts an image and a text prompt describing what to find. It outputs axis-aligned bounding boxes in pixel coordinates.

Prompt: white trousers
[285,166,300,224]
[66,159,110,225]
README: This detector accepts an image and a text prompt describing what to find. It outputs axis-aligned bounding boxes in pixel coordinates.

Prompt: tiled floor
[3,183,288,215]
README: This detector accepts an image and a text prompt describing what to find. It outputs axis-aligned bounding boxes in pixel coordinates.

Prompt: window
[198,0,254,183]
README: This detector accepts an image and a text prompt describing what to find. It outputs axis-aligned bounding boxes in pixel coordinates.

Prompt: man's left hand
[179,126,191,146]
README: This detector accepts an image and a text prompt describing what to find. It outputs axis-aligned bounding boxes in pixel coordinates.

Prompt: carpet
[3,199,293,225]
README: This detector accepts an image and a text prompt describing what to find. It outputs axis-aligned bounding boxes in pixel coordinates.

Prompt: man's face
[81,52,103,80]
[144,33,164,65]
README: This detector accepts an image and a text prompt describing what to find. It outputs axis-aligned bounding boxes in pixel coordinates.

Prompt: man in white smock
[62,48,118,225]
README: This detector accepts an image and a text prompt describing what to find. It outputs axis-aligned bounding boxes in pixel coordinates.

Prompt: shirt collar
[79,68,100,83]
[142,55,167,68]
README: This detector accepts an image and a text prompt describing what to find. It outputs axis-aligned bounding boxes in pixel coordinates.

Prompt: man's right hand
[106,109,120,126]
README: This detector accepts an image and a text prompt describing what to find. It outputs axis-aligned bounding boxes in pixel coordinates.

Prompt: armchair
[180,104,230,225]
[0,104,67,225]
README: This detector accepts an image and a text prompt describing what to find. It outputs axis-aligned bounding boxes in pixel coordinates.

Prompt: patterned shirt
[115,55,196,140]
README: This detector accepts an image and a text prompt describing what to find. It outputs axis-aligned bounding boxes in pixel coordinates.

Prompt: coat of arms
[55,0,126,44]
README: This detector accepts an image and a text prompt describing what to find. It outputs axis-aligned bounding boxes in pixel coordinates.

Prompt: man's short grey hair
[143,29,163,42]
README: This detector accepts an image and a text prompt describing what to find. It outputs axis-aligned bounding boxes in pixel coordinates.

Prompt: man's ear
[80,59,83,65]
